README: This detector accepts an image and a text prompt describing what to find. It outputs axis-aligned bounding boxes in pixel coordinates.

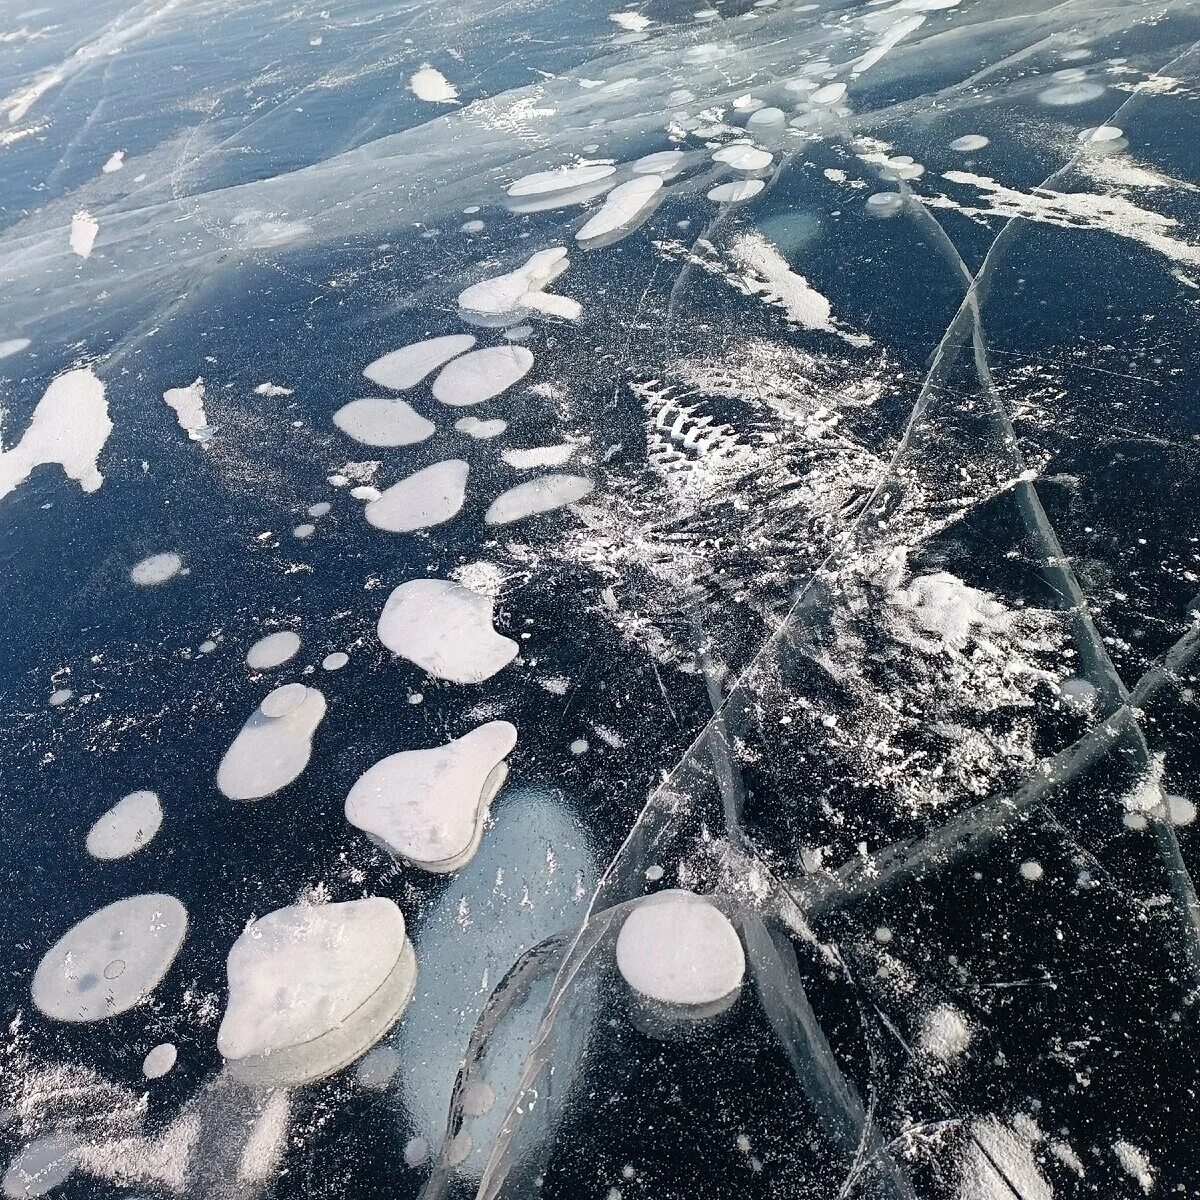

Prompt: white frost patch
[86,790,162,860]
[246,630,301,670]
[1113,1141,1154,1193]
[363,335,476,390]
[409,65,458,103]
[708,180,764,203]
[142,1042,177,1079]
[377,578,518,684]
[576,177,662,243]
[102,150,124,173]
[365,459,468,532]
[163,378,213,443]
[485,473,594,525]
[346,721,517,871]
[889,571,1011,653]
[456,416,507,438]
[32,894,188,1023]
[616,890,745,1007]
[334,397,436,447]
[457,248,580,323]
[501,444,577,470]
[729,231,837,334]
[609,11,650,31]
[130,552,183,586]
[69,211,99,258]
[927,171,1200,266]
[432,346,534,406]
[254,381,293,396]
[917,1003,972,1063]
[507,165,616,198]
[216,684,326,801]
[959,1117,1052,1200]
[0,367,110,502]
[217,898,416,1086]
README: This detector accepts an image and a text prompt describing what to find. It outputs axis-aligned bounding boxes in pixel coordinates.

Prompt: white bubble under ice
[484,474,594,525]
[346,721,517,872]
[377,578,518,684]
[32,894,188,1023]
[142,1042,177,1079]
[85,790,162,860]
[129,552,183,586]
[333,397,436,447]
[365,460,468,533]
[362,335,476,390]
[432,346,534,407]
[245,630,301,670]
[616,890,745,1008]
[216,684,326,801]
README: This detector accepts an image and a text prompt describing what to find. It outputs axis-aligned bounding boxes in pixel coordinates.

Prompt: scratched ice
[2,0,1200,1197]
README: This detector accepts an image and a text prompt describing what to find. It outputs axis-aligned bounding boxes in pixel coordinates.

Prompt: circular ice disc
[261,682,309,718]
[616,890,745,1007]
[32,894,188,1023]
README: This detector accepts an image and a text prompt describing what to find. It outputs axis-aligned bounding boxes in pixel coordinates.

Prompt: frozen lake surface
[3,0,1200,1196]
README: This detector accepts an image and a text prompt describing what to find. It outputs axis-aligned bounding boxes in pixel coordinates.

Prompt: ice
[254,381,293,396]
[729,232,836,334]
[376,578,518,684]
[101,150,124,173]
[866,191,904,216]
[1113,1141,1154,1193]
[630,150,685,176]
[245,630,301,670]
[356,1046,401,1089]
[455,416,507,439]
[162,378,213,443]
[362,335,476,390]
[810,81,847,105]
[576,177,662,243]
[85,790,162,860]
[712,145,773,171]
[483,473,594,525]
[1037,80,1105,105]
[409,65,458,103]
[431,346,534,407]
[216,684,326,801]
[69,211,98,258]
[0,337,30,358]
[142,1042,177,1079]
[293,523,314,539]
[917,1004,972,1063]
[48,688,73,707]
[403,1138,429,1168]
[1080,123,1123,142]
[345,721,518,872]
[707,180,764,203]
[364,459,469,532]
[3,1133,79,1198]
[217,898,417,1086]
[949,134,989,151]
[0,367,110,503]
[501,444,577,469]
[307,501,331,518]
[31,894,188,1023]
[959,1118,1051,1200]
[457,249,581,324]
[506,165,616,197]
[129,551,183,586]
[615,890,745,1008]
[746,106,785,127]
[609,11,650,32]
[322,651,349,671]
